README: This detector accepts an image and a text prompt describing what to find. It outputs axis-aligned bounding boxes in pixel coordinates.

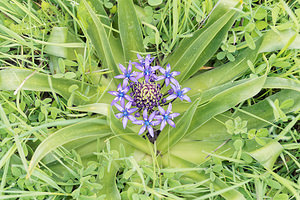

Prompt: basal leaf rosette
[109,54,191,138]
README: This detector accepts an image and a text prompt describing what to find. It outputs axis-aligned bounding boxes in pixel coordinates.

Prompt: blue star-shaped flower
[156,64,180,86]
[108,83,132,106]
[115,102,138,129]
[115,62,138,86]
[134,54,159,82]
[166,83,191,102]
[155,103,180,130]
[132,109,160,137]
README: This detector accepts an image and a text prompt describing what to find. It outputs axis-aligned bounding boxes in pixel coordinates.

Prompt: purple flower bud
[168,89,174,95]
[135,112,140,117]
[161,98,166,104]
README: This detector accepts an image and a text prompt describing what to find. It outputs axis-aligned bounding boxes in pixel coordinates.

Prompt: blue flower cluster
[109,54,191,137]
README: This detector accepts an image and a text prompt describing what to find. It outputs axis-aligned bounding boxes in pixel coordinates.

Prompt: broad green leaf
[264,77,300,92]
[164,0,241,83]
[80,0,120,78]
[157,98,201,153]
[249,141,283,169]
[68,103,110,116]
[188,75,266,135]
[108,108,152,154]
[27,118,112,177]
[118,0,145,61]
[0,68,99,105]
[44,27,85,60]
[182,38,263,97]
[187,89,300,141]
[259,29,300,53]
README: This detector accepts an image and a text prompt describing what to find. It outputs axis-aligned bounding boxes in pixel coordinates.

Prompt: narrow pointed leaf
[118,0,145,61]
[157,98,201,153]
[81,0,119,77]
[248,141,283,169]
[68,103,110,116]
[165,1,241,83]
[188,75,266,135]
[27,118,111,177]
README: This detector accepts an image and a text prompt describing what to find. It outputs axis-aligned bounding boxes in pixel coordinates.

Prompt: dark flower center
[132,82,162,110]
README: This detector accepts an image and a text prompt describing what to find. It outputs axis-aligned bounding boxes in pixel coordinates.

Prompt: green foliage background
[0,0,299,199]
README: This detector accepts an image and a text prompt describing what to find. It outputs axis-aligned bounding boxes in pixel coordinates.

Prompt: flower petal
[160,120,166,131]
[136,72,144,80]
[182,87,191,94]
[143,109,148,120]
[115,103,124,112]
[133,120,144,125]
[170,71,180,76]
[165,78,170,86]
[182,95,191,102]
[137,54,143,62]
[130,77,138,83]
[122,117,128,129]
[108,91,118,96]
[158,106,165,115]
[167,103,172,114]
[128,108,138,113]
[170,84,178,92]
[119,64,126,73]
[147,126,154,137]
[128,115,136,122]
[159,67,166,74]
[167,119,176,127]
[155,115,163,120]
[169,113,180,118]
[115,74,125,79]
[152,66,160,71]
[125,101,132,110]
[149,111,156,121]
[170,78,179,86]
[125,95,133,102]
[135,64,144,71]
[111,98,119,106]
[151,120,160,126]
[115,113,123,119]
[166,94,177,101]
[138,125,147,135]
[166,64,171,72]
[156,76,165,81]
[128,62,132,72]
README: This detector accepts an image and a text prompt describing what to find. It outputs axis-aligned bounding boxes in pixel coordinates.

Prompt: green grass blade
[161,154,246,200]
[27,118,112,177]
[118,0,145,61]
